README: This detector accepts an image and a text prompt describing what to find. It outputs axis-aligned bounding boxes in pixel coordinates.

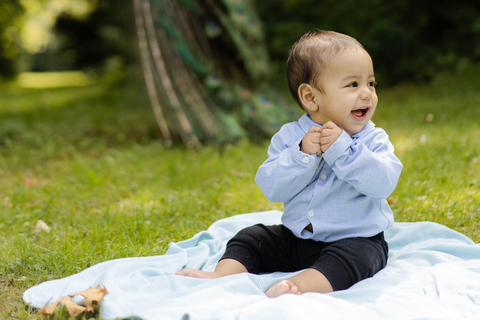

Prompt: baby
[177,30,403,297]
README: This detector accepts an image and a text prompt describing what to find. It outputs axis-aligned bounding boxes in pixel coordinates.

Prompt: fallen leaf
[70,285,108,302]
[83,298,94,312]
[37,298,58,316]
[37,285,107,317]
[37,296,86,317]
[58,296,87,318]
[35,220,51,232]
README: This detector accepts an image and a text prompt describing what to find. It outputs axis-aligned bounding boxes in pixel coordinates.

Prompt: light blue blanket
[24,210,480,319]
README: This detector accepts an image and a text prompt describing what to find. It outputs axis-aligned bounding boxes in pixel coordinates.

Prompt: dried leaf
[58,296,87,318]
[70,285,108,302]
[35,220,51,232]
[37,298,59,316]
[37,296,86,317]
[37,285,107,317]
[83,298,95,312]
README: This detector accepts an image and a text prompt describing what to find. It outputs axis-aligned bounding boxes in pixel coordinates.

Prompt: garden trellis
[133,0,295,148]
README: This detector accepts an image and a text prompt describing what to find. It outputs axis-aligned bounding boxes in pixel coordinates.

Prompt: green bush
[257,0,480,86]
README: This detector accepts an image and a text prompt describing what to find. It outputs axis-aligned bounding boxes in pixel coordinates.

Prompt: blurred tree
[133,0,296,147]
[0,0,24,78]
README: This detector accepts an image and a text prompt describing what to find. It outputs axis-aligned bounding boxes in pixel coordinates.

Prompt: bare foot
[265,280,301,298]
[175,269,220,279]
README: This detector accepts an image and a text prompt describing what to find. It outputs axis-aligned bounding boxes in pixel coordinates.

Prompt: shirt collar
[298,113,375,137]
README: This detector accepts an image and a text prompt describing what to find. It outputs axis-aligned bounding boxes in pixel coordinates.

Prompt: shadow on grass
[0,82,162,153]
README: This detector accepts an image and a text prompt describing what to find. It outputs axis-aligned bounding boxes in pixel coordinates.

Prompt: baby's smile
[351,107,369,120]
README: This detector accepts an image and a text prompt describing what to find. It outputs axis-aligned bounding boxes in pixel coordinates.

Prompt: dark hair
[286,30,365,109]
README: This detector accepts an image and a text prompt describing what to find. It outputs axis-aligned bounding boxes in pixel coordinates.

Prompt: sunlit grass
[0,66,479,318]
[391,125,480,240]
[17,71,90,89]
[376,65,480,241]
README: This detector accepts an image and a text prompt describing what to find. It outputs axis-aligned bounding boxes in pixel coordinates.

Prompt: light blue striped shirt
[255,114,403,242]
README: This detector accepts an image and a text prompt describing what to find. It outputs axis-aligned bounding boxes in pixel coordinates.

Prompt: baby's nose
[360,87,372,100]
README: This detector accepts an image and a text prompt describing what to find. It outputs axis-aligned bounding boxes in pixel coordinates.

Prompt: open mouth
[351,107,369,119]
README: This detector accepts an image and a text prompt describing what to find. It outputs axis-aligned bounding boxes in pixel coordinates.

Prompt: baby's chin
[343,123,368,136]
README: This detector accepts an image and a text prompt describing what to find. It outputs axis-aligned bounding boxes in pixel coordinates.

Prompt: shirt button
[320,173,327,180]
[308,210,315,217]
[302,157,310,164]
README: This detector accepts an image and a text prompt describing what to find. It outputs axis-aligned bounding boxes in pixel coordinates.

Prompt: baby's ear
[298,83,319,112]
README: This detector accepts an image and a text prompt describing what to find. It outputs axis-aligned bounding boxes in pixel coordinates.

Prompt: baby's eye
[347,82,358,88]
[369,81,378,88]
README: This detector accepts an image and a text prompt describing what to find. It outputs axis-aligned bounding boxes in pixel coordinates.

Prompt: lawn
[1,67,479,319]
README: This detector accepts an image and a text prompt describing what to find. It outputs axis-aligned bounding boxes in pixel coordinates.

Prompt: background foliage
[32,0,136,73]
[257,0,480,86]
[2,0,480,87]
[0,0,24,77]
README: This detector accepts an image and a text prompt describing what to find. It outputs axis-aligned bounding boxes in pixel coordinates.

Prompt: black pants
[220,224,388,291]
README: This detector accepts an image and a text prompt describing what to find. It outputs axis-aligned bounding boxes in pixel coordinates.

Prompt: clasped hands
[300,122,342,155]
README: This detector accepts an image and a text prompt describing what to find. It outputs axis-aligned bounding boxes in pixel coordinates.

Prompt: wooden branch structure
[133,0,295,147]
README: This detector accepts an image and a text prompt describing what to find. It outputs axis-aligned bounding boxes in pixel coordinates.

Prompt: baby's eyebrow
[341,74,375,82]
[341,75,359,82]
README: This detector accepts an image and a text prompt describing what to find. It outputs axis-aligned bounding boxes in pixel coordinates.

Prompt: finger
[301,142,321,155]
[321,139,333,149]
[322,121,338,129]
[320,129,332,137]
[306,135,320,143]
[305,131,322,141]
[322,126,342,138]
[320,136,332,146]
[312,133,322,141]
[308,126,322,133]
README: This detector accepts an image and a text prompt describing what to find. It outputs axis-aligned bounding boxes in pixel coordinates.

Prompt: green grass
[379,68,480,240]
[1,67,480,319]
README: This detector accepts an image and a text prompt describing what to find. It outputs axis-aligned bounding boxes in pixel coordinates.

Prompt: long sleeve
[323,128,403,199]
[255,124,322,203]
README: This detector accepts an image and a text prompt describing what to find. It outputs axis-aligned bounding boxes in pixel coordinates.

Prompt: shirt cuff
[291,137,321,167]
[323,130,351,165]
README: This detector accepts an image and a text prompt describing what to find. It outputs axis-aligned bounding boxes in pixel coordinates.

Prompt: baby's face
[310,48,377,135]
